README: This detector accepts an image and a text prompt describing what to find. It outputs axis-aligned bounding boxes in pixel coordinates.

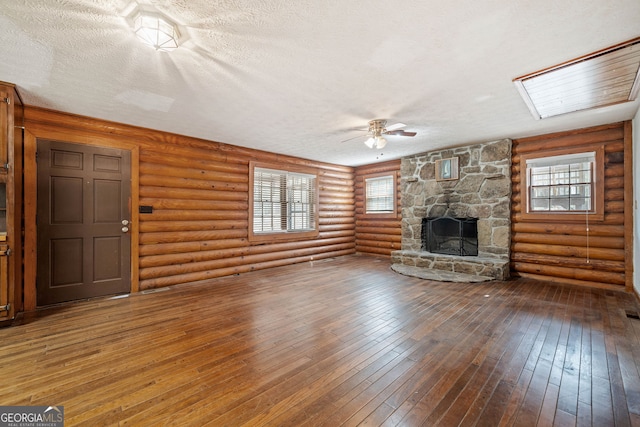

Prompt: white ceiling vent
[514,37,640,120]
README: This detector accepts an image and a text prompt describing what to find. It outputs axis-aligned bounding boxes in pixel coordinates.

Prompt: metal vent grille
[514,37,640,119]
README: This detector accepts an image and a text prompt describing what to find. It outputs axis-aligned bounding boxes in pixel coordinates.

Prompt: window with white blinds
[252,167,317,234]
[365,175,394,213]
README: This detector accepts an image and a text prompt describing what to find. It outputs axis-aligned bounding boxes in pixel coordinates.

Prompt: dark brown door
[37,140,131,306]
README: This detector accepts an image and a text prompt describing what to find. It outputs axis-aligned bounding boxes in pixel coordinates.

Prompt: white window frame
[520,145,605,222]
[249,162,319,243]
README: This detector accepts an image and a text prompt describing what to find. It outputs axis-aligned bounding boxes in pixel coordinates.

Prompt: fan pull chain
[585,210,590,264]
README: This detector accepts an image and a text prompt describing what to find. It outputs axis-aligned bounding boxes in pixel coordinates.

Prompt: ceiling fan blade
[340,134,367,143]
[384,130,417,137]
[385,122,406,132]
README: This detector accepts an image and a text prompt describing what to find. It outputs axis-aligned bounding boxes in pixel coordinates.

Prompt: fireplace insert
[422,217,478,256]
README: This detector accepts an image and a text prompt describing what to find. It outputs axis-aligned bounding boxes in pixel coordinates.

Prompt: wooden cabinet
[0,81,23,324]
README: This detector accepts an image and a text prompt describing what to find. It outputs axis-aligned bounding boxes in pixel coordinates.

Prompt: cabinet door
[0,86,10,322]
[0,88,8,172]
[0,244,8,320]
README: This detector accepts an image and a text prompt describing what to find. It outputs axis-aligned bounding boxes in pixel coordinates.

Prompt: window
[520,145,604,221]
[364,173,397,217]
[249,162,319,242]
[528,152,594,212]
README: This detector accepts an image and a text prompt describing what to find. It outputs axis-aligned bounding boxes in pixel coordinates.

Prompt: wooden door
[37,140,131,306]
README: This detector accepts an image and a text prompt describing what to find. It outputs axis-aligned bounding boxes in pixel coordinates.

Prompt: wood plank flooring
[1,254,640,426]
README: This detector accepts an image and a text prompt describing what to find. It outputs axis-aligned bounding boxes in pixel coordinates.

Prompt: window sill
[361,212,400,220]
[248,229,319,244]
[519,211,604,222]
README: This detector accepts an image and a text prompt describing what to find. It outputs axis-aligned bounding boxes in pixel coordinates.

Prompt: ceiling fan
[343,119,417,149]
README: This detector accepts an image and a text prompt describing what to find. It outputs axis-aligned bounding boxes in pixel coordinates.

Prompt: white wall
[634,107,640,296]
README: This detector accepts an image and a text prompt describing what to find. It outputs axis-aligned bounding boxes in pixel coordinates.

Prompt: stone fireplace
[391,139,512,281]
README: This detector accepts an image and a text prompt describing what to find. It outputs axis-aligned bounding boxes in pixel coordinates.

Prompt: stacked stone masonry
[392,139,512,281]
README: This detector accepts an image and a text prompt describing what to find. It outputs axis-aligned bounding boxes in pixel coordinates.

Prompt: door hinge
[2,97,9,105]
[0,303,9,312]
[5,248,11,256]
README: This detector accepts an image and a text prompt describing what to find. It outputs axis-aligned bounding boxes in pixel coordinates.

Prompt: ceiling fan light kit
[340,119,416,148]
[364,136,388,149]
[350,119,417,149]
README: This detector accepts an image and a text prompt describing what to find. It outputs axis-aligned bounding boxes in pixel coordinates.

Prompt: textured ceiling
[0,0,639,166]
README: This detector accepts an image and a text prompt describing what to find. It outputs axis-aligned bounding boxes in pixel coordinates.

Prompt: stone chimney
[391,139,512,281]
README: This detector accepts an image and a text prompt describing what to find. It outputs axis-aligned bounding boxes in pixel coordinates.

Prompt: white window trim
[519,145,605,222]
[527,151,595,213]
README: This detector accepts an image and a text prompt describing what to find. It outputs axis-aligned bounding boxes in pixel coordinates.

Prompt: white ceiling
[1,1,639,166]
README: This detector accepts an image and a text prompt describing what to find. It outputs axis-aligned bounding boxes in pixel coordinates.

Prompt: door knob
[122,226,129,233]
[122,219,129,225]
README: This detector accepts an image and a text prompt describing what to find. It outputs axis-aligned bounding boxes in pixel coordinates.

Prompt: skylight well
[514,37,640,119]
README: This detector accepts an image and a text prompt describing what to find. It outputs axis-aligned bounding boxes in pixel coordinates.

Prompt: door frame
[23,124,139,311]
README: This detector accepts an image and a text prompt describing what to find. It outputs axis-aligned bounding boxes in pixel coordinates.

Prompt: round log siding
[138,154,356,289]
[510,122,632,290]
[354,160,402,256]
[23,106,357,295]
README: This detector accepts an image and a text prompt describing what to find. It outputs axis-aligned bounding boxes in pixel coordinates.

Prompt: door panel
[95,179,121,222]
[52,176,83,223]
[37,140,131,306]
[94,236,122,281]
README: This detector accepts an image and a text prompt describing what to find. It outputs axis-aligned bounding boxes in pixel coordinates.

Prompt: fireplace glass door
[422,217,478,256]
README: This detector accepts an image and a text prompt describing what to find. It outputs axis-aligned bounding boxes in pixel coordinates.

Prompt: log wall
[21,105,631,306]
[354,160,402,256]
[22,107,356,301]
[511,122,633,290]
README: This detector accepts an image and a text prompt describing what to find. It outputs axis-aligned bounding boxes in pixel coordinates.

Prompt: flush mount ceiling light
[133,12,179,52]
[514,37,640,119]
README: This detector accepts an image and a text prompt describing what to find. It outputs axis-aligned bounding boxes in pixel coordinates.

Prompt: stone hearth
[391,251,508,282]
[391,139,512,282]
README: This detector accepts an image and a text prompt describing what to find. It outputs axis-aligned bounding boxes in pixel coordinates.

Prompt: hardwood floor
[1,254,640,426]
